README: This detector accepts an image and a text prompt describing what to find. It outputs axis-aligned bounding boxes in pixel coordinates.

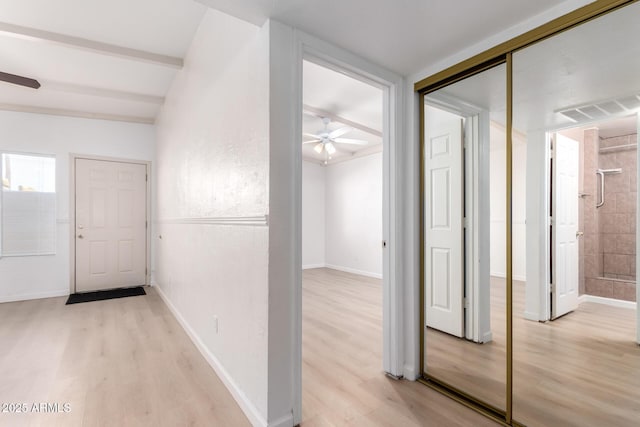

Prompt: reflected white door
[75,159,147,292]
[425,105,464,337]
[552,134,579,319]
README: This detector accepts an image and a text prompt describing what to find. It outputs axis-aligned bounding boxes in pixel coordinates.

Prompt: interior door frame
[68,153,151,294]
[291,30,404,425]
[528,114,640,324]
[424,93,492,343]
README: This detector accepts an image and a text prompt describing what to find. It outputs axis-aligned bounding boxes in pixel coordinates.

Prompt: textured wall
[154,9,270,422]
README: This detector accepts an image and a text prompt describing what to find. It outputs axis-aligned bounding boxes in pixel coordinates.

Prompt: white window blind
[1,153,56,256]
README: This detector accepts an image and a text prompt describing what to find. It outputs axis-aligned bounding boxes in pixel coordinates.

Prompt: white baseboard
[154,284,270,427]
[403,364,419,381]
[524,311,543,322]
[580,294,636,310]
[302,263,325,270]
[0,289,69,303]
[325,264,382,279]
[491,272,527,282]
[268,413,294,427]
[480,331,493,343]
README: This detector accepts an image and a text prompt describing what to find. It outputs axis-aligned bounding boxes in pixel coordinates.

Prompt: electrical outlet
[213,316,218,334]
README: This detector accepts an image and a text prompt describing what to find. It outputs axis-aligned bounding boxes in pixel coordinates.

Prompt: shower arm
[596,168,622,208]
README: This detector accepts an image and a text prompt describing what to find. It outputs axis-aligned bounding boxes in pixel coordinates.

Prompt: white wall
[489,123,527,281]
[0,110,155,302]
[325,153,383,278]
[302,154,383,278]
[302,161,325,268]
[153,9,275,427]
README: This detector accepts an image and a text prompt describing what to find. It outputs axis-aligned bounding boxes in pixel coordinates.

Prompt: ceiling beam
[303,104,383,137]
[0,103,155,124]
[41,80,165,104]
[0,22,183,69]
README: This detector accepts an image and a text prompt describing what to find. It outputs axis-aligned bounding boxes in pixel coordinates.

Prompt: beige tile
[601,213,631,234]
[602,235,616,254]
[599,192,617,213]
[585,278,613,298]
[598,152,617,169]
[613,281,637,302]
[616,192,636,214]
[584,254,599,278]
[604,254,632,276]
[584,234,599,256]
[616,233,636,255]
[584,210,597,232]
[617,149,637,170]
[606,169,630,193]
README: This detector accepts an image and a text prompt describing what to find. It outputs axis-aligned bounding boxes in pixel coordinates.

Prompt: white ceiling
[0,0,605,126]
[302,60,383,165]
[430,2,640,137]
[196,0,575,76]
[0,0,206,123]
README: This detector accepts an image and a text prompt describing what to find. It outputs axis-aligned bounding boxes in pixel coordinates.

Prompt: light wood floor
[12,270,620,427]
[426,276,640,427]
[302,268,495,427]
[0,289,250,427]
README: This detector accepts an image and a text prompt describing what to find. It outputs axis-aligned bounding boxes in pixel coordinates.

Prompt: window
[1,152,56,256]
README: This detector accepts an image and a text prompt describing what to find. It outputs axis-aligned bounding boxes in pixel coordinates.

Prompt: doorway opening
[540,115,639,319]
[301,58,386,424]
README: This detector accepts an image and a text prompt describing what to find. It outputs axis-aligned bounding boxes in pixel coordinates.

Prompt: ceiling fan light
[314,143,324,154]
[325,142,336,155]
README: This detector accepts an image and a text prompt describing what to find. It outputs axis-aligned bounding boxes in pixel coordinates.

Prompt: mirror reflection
[423,64,507,412]
[513,3,640,425]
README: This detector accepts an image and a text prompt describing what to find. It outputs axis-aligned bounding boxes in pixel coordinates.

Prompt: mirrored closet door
[419,1,640,426]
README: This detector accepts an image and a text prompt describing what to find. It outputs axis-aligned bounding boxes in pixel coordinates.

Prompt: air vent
[557,93,640,123]
[597,101,625,114]
[560,109,591,122]
[579,105,607,119]
[617,95,640,110]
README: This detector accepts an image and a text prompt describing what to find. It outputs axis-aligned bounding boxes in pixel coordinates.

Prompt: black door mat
[66,286,146,305]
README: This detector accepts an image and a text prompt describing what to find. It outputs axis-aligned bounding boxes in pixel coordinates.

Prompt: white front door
[75,158,147,292]
[424,105,465,337]
[552,134,580,319]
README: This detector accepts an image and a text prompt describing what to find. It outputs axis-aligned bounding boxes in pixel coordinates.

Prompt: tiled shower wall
[583,130,637,301]
[582,128,601,296]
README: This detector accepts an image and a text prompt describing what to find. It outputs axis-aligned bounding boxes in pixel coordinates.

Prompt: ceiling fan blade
[304,132,322,139]
[328,126,353,139]
[0,71,40,89]
[303,139,321,144]
[333,138,369,145]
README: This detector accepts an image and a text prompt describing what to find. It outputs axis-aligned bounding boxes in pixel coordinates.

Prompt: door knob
[576,231,584,238]
[77,234,84,239]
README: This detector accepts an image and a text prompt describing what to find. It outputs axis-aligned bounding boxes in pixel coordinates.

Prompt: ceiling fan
[303,117,368,155]
[0,71,41,89]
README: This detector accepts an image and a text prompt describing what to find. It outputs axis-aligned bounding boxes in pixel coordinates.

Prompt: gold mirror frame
[416,1,639,426]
